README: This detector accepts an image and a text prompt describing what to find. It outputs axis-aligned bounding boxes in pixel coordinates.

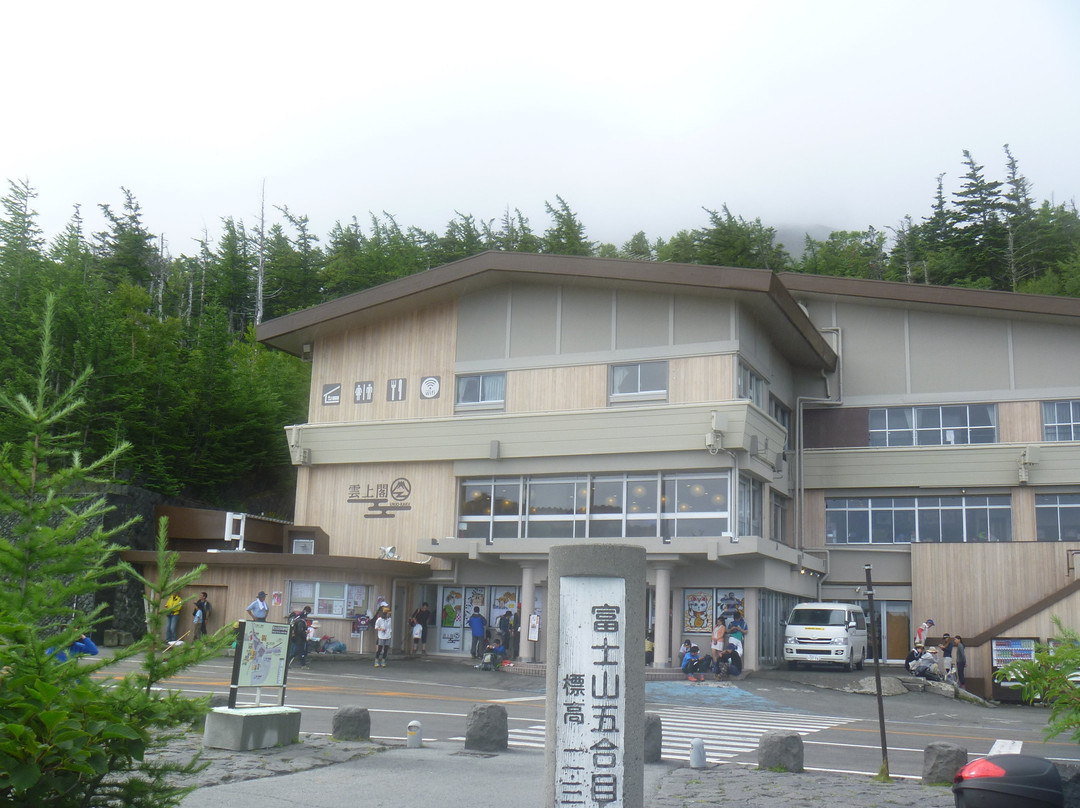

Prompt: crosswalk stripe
[491,705,853,763]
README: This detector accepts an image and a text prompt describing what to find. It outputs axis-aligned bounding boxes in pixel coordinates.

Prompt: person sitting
[480,636,506,670]
[47,630,98,663]
[715,643,742,680]
[681,644,707,682]
[912,646,942,680]
[905,643,924,673]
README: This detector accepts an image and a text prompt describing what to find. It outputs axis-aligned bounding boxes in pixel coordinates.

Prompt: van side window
[854,612,866,631]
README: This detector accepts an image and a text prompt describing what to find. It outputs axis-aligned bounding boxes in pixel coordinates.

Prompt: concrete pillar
[544,544,645,808]
[653,565,672,668]
[519,564,537,662]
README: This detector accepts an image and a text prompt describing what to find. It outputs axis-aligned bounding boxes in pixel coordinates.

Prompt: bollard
[689,738,706,769]
[407,719,422,748]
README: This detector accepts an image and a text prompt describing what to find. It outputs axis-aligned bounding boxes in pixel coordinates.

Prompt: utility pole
[865,563,891,782]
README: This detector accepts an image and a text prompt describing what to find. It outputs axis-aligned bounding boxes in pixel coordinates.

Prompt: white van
[783,602,868,671]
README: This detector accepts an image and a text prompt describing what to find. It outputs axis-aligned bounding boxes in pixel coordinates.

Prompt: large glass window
[458,472,728,542]
[609,361,668,404]
[869,404,996,446]
[455,373,506,411]
[826,494,1012,543]
[1044,401,1080,442]
[287,581,368,620]
[1036,494,1080,541]
[737,362,767,408]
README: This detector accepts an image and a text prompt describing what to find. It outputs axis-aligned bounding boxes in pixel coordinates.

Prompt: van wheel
[843,659,853,672]
[855,650,865,671]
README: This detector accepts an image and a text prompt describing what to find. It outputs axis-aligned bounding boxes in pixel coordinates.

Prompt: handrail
[966,578,1080,647]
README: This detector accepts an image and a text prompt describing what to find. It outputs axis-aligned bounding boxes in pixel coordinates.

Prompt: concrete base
[203,706,302,751]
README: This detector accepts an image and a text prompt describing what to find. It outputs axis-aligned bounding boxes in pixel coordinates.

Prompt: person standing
[164,593,182,642]
[246,591,269,622]
[411,602,432,654]
[940,633,954,679]
[710,619,728,677]
[497,610,513,644]
[193,592,211,640]
[915,618,934,646]
[511,608,522,659]
[288,606,312,668]
[953,635,967,688]
[374,606,392,667]
[468,606,488,658]
[727,610,749,657]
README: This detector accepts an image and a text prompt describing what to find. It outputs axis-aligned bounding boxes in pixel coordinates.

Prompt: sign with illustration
[682,589,714,634]
[321,383,341,405]
[354,381,374,404]
[441,588,463,628]
[419,376,441,399]
[233,620,289,688]
[387,378,406,401]
[347,477,413,519]
[716,589,745,625]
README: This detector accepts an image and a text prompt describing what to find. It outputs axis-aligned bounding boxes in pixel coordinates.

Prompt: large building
[253,251,1080,698]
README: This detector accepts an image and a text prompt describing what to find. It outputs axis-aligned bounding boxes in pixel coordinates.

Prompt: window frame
[868,404,997,447]
[826,494,1012,544]
[455,372,506,412]
[608,361,669,405]
[737,362,767,409]
[1043,400,1080,442]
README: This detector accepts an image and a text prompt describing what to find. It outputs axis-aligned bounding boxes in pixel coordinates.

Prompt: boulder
[465,703,508,752]
[332,705,371,741]
[758,730,804,772]
[846,676,909,696]
[922,742,967,785]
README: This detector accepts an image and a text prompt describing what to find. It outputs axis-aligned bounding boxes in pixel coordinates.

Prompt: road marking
[989,739,1023,755]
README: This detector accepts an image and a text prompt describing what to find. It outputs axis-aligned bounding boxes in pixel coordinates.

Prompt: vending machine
[991,637,1038,703]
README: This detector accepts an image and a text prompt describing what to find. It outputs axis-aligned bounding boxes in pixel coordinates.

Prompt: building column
[519,564,537,663]
[653,564,673,668]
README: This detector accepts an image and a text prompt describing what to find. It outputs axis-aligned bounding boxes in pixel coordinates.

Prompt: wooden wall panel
[506,365,607,413]
[301,462,458,562]
[1000,401,1040,444]
[309,302,456,424]
[911,542,1080,684]
[670,355,733,403]
[801,490,826,549]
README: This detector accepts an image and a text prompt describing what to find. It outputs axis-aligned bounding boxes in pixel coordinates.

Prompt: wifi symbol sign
[420,376,441,399]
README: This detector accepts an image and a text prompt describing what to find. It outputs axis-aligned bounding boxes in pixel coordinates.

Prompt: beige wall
[308,301,456,423]
[299,462,457,563]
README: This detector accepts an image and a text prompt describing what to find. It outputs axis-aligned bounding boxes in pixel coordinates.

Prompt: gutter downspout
[795,327,843,590]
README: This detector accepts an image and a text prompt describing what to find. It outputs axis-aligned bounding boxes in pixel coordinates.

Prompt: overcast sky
[4,1,1079,256]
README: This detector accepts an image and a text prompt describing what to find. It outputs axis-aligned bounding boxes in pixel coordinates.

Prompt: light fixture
[378,546,398,560]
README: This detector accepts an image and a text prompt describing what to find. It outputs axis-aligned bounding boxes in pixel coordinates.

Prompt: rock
[464,703,508,751]
[926,681,957,699]
[846,676,909,696]
[644,713,662,763]
[332,706,371,741]
[758,730,804,772]
[922,742,967,785]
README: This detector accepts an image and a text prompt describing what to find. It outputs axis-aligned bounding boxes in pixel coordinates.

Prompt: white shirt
[376,616,392,640]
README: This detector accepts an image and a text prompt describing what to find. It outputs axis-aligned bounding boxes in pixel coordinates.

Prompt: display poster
[346,584,368,619]
[235,621,289,687]
[554,577,626,808]
[528,613,541,642]
[490,586,518,625]
[441,587,464,628]
[683,589,714,633]
[716,589,745,625]
[466,586,486,613]
[291,581,315,600]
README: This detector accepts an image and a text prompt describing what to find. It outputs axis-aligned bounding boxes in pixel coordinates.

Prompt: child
[682,644,706,682]
[411,617,423,654]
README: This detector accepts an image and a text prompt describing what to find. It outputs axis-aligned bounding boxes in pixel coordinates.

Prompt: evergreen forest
[2,145,1078,517]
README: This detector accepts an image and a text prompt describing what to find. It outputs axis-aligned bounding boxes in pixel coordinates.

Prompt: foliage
[994,617,1080,743]
[0,296,234,807]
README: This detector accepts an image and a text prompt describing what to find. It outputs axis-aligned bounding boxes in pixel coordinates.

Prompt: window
[737,362,767,408]
[455,373,506,410]
[826,494,1012,543]
[609,361,668,403]
[458,471,729,542]
[287,582,368,619]
[1044,401,1080,441]
[769,395,793,449]
[868,404,996,447]
[737,473,763,537]
[1036,494,1080,541]
[770,491,789,544]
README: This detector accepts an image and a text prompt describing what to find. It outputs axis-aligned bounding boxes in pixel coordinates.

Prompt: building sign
[235,621,289,687]
[419,376,441,399]
[354,381,375,404]
[347,477,413,518]
[322,383,341,406]
[387,378,407,401]
[555,576,626,808]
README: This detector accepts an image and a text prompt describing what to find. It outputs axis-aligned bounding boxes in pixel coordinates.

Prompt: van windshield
[789,608,846,626]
